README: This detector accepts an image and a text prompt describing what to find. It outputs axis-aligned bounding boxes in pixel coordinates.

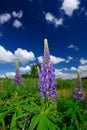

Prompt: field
[0,76,87,130]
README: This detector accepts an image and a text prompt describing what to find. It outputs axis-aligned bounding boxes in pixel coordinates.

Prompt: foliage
[30,64,41,77]
[57,98,87,130]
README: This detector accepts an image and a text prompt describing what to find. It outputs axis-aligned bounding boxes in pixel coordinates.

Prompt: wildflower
[13,58,23,86]
[38,39,57,99]
[72,70,84,100]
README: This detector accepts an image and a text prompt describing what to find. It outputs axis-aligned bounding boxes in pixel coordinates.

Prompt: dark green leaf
[29,114,40,130]
[10,112,17,130]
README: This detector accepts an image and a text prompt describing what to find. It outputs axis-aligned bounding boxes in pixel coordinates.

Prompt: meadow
[0,39,87,130]
[0,76,87,130]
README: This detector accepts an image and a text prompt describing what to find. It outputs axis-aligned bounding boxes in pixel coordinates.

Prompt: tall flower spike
[43,39,51,64]
[38,39,57,99]
[72,70,84,100]
[13,58,23,86]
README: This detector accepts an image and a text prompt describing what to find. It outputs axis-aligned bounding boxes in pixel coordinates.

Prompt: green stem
[2,118,6,130]
[46,98,49,109]
[17,85,18,90]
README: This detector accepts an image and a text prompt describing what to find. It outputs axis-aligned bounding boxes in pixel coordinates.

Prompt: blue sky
[0,0,87,79]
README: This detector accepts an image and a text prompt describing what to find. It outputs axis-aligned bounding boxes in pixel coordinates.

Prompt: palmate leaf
[29,114,40,130]
[37,114,56,130]
[29,112,57,130]
[0,113,6,122]
[0,106,13,122]
[17,107,23,117]
[22,104,36,113]
[10,112,17,130]
[68,125,74,130]
[37,116,48,130]
[43,115,56,130]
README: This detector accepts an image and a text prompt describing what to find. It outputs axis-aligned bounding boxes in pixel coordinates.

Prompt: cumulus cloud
[0,13,11,24]
[5,72,15,78]
[14,48,35,64]
[12,10,23,18]
[70,67,77,71]
[45,12,63,27]
[37,55,65,64]
[67,44,79,50]
[0,45,14,63]
[62,67,68,71]
[55,69,76,79]
[20,66,31,73]
[0,45,36,64]
[0,72,15,78]
[78,65,87,72]
[65,56,73,63]
[37,56,43,63]
[51,55,65,64]
[61,0,80,16]
[13,19,22,28]
[77,65,87,77]
[80,58,87,65]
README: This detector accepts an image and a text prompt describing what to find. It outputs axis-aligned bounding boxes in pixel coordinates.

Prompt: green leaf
[44,116,56,130]
[17,108,23,117]
[10,112,17,130]
[66,108,73,115]
[29,114,40,130]
[37,114,56,130]
[37,116,48,130]
[22,104,35,112]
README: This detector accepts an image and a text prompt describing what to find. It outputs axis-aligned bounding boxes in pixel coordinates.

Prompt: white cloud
[14,48,35,64]
[51,55,65,64]
[78,65,87,77]
[13,19,22,28]
[67,44,78,50]
[63,67,68,71]
[5,72,15,78]
[12,10,23,18]
[0,45,14,63]
[80,58,87,65]
[37,55,65,64]
[65,56,73,63]
[45,12,63,27]
[37,56,43,63]
[55,69,63,76]
[0,72,15,78]
[20,66,31,73]
[61,0,80,16]
[0,13,11,24]
[0,45,36,64]
[78,65,87,72]
[55,69,76,79]
[70,67,77,71]
[0,74,5,78]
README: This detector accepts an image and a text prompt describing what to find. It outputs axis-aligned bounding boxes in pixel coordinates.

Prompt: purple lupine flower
[13,59,23,86]
[38,39,57,99]
[72,70,84,100]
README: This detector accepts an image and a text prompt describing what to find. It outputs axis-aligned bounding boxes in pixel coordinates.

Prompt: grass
[0,77,87,130]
